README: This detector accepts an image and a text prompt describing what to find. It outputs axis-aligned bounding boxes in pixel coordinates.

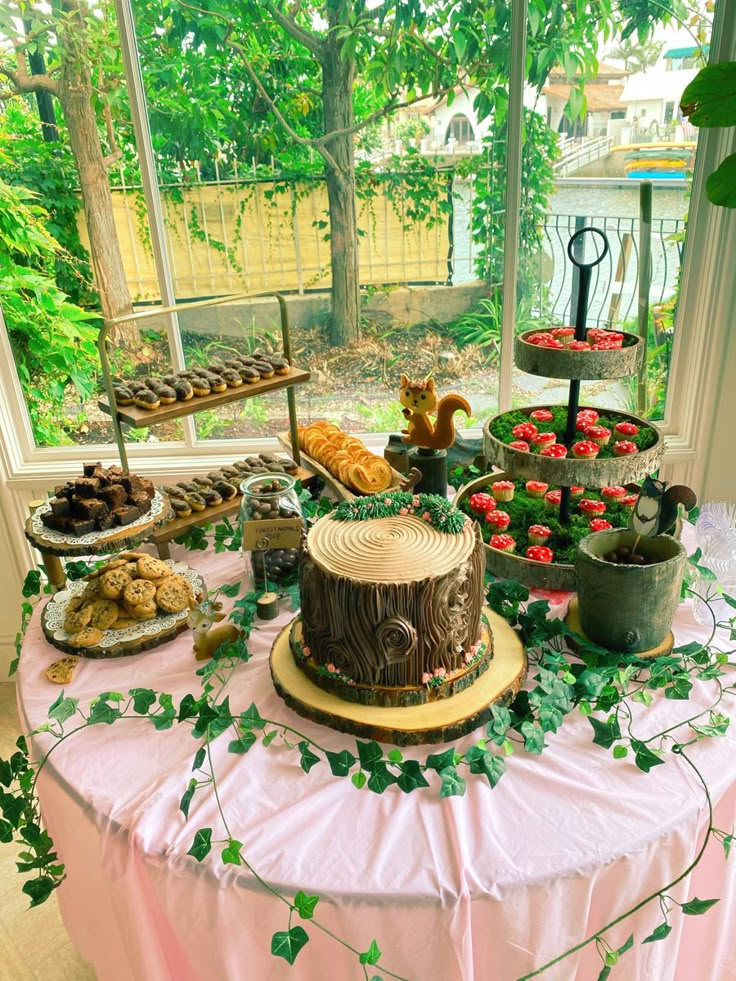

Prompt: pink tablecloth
[16,545,736,981]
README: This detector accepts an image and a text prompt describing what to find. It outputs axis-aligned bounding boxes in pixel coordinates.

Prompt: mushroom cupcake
[584,425,611,448]
[489,533,516,552]
[491,480,515,502]
[612,440,638,457]
[526,545,554,563]
[468,492,497,515]
[579,498,607,517]
[529,408,554,425]
[530,432,557,452]
[509,440,530,453]
[512,422,537,442]
[613,421,639,442]
[571,440,600,460]
[528,524,552,546]
[525,480,549,499]
[589,518,613,532]
[485,510,511,531]
[544,490,562,508]
[540,443,568,459]
[601,485,627,504]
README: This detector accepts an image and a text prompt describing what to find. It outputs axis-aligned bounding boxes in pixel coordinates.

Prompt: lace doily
[32,491,168,546]
[44,562,205,650]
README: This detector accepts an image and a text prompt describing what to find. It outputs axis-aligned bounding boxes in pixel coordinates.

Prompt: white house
[619,45,707,140]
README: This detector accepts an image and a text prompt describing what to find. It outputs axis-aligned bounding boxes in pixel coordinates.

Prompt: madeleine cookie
[64,604,93,634]
[67,626,104,648]
[123,578,156,607]
[136,555,171,581]
[45,656,80,685]
[125,600,157,621]
[156,577,191,614]
[100,569,133,600]
[89,599,120,630]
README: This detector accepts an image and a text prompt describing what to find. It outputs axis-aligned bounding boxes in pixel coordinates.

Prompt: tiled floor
[0,683,96,980]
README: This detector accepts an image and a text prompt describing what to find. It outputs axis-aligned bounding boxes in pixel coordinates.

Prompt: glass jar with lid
[239,473,302,600]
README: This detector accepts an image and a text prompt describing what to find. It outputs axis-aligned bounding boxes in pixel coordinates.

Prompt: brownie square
[128,491,152,515]
[96,512,115,531]
[99,485,128,510]
[73,477,100,498]
[54,483,74,499]
[83,461,103,477]
[112,505,141,526]
[41,512,71,533]
[49,497,70,517]
[138,478,156,499]
[67,517,97,536]
[107,466,126,483]
[71,498,109,523]
[121,474,145,496]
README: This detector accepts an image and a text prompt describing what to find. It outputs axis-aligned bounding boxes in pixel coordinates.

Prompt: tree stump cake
[291,494,492,707]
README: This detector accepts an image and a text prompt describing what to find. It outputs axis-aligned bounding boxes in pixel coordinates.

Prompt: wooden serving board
[150,465,315,546]
[25,502,174,558]
[40,563,206,659]
[277,432,403,501]
[99,367,310,427]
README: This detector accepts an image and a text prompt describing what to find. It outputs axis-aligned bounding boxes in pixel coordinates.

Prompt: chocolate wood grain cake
[290,493,494,707]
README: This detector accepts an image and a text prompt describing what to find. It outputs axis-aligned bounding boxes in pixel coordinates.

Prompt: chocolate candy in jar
[240,472,303,589]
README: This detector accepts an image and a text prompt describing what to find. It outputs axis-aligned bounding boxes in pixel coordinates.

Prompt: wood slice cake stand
[270,609,527,746]
[25,493,173,558]
[565,597,674,659]
[41,562,205,659]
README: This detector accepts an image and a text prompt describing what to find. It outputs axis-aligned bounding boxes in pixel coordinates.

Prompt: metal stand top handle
[566,226,610,343]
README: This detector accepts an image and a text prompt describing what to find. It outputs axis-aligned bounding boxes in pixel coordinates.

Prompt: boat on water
[613,142,696,180]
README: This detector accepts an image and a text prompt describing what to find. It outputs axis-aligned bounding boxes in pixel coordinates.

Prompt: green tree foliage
[0,175,99,445]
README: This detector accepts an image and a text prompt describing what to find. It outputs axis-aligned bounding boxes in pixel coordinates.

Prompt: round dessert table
[15,544,736,981]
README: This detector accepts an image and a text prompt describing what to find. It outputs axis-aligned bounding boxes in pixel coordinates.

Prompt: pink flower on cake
[422,511,431,520]
[384,498,392,504]
[326,663,338,673]
[422,672,432,685]
[412,496,421,506]
[399,507,408,515]
[464,652,474,664]
[301,646,311,657]
[434,666,447,678]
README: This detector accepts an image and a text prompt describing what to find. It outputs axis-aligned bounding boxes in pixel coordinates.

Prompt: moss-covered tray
[483,405,663,489]
[515,329,643,380]
[454,471,637,591]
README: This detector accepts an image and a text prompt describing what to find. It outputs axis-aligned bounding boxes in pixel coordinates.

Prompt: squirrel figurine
[399,374,471,450]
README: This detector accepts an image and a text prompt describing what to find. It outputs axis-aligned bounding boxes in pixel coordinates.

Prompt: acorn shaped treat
[239,366,261,384]
[214,480,238,501]
[253,361,275,380]
[177,370,198,380]
[185,492,207,512]
[200,488,223,507]
[270,357,290,376]
[157,385,177,405]
[134,389,160,410]
[177,481,199,494]
[113,386,134,406]
[193,476,214,488]
[207,471,228,483]
[224,359,245,370]
[170,497,192,518]
[207,374,228,394]
[220,368,243,388]
[191,376,211,397]
[162,374,178,386]
[162,484,186,499]
[221,466,241,480]
[173,379,194,401]
[128,379,147,393]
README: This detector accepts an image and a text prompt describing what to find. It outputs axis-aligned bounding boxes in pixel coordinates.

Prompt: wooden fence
[77,173,451,301]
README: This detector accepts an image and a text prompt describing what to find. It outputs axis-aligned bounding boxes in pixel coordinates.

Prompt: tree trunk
[321,9,360,347]
[57,4,134,340]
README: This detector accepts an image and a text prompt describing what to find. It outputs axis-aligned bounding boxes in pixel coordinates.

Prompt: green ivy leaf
[325,749,357,777]
[294,889,319,920]
[397,760,430,794]
[129,688,156,715]
[0,818,14,842]
[612,745,628,759]
[643,921,672,943]
[359,939,382,966]
[520,720,545,754]
[221,838,242,866]
[367,761,398,794]
[588,715,621,749]
[271,925,309,965]
[262,730,277,747]
[357,740,384,771]
[425,748,456,772]
[617,933,634,955]
[22,875,57,908]
[439,766,466,798]
[352,771,367,789]
[241,702,266,730]
[48,695,78,724]
[179,778,197,818]
[722,833,733,858]
[596,966,612,981]
[228,731,257,755]
[187,828,212,861]
[87,699,121,726]
[219,581,241,598]
[298,741,320,773]
[192,746,207,772]
[632,689,653,706]
[387,748,403,763]
[631,740,664,773]
[681,897,719,915]
[466,746,506,787]
[21,570,41,598]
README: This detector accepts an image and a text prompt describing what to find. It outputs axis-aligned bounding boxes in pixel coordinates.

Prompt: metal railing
[553,136,614,177]
[535,212,685,329]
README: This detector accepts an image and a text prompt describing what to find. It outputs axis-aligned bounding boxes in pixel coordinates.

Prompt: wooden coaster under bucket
[270,609,527,746]
[566,597,674,659]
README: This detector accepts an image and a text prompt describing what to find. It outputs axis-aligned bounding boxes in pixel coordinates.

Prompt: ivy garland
[2,515,735,979]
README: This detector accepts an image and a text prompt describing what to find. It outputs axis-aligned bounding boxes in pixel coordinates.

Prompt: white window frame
[0,0,733,498]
